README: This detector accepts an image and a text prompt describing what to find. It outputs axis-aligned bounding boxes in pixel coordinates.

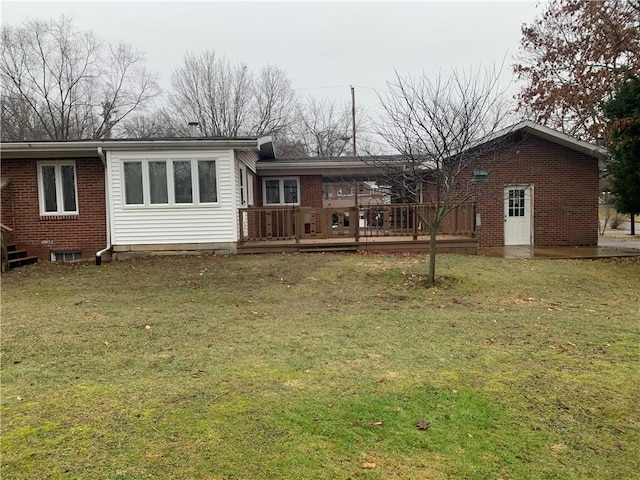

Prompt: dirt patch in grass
[2,253,639,479]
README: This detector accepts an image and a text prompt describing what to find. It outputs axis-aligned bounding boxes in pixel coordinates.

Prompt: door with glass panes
[504,185,532,245]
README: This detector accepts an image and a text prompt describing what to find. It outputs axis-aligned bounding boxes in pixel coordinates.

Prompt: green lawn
[1,253,639,479]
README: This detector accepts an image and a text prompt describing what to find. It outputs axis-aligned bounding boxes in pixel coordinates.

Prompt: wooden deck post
[352,207,359,242]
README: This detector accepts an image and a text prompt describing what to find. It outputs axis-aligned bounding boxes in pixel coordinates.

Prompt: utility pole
[351,85,356,156]
[351,86,359,208]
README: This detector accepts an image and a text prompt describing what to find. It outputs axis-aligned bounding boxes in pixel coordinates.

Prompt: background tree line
[0,15,370,157]
[3,2,638,150]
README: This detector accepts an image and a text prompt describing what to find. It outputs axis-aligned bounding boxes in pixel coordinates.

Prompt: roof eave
[483,120,607,159]
[256,159,400,179]
[0,136,275,159]
[520,122,607,158]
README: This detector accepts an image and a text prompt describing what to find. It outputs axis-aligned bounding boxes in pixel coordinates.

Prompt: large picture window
[263,177,300,206]
[123,158,217,206]
[37,162,78,215]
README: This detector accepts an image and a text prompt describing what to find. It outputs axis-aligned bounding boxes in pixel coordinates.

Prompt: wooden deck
[237,204,477,255]
[238,234,478,255]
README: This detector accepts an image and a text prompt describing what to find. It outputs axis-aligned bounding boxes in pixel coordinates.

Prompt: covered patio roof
[256,155,403,180]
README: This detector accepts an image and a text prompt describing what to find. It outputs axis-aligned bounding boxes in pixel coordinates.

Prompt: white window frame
[247,171,255,206]
[122,158,219,207]
[239,166,255,206]
[239,164,247,206]
[262,177,300,206]
[37,161,79,216]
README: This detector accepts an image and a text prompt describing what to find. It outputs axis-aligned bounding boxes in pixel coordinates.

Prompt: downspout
[95,146,111,265]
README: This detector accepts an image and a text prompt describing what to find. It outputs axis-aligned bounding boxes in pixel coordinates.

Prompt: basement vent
[51,251,82,262]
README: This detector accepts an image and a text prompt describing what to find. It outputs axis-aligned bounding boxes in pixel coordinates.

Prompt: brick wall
[473,134,599,247]
[299,176,323,207]
[0,157,107,261]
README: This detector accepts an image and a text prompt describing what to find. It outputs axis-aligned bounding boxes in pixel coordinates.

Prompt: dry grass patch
[2,253,639,479]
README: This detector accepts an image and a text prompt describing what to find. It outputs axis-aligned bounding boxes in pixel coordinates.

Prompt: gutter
[1,138,272,162]
[95,146,111,265]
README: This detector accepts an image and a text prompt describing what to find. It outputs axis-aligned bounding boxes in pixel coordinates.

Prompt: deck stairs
[7,245,39,269]
[299,244,359,253]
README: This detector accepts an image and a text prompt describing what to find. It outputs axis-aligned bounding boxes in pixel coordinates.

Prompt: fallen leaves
[415,420,431,430]
[366,419,385,427]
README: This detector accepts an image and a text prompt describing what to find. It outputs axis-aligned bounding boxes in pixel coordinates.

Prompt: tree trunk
[428,226,438,286]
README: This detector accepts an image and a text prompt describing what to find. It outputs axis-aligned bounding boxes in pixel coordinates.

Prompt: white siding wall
[235,150,259,208]
[108,149,238,245]
[236,150,258,174]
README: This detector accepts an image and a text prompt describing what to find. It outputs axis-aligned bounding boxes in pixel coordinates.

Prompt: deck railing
[239,204,475,243]
[1,223,13,273]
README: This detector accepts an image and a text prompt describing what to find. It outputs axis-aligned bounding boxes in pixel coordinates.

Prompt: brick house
[1,137,275,264]
[251,121,604,248]
[470,122,603,247]
[0,121,604,265]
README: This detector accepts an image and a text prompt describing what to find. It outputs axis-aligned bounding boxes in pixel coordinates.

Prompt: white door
[504,186,532,245]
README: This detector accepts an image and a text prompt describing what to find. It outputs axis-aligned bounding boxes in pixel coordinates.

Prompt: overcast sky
[2,0,541,125]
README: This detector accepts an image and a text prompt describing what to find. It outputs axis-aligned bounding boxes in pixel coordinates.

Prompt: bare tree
[119,108,181,138]
[169,51,296,137]
[0,16,159,141]
[278,96,352,157]
[375,66,509,285]
[0,93,50,140]
[250,64,297,136]
[169,51,251,137]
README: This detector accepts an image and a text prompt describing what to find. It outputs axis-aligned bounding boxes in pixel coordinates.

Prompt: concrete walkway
[480,228,640,260]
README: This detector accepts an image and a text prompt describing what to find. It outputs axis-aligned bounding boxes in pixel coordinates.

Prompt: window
[246,170,255,206]
[263,177,300,206]
[174,161,193,203]
[51,251,82,262]
[508,189,526,217]
[38,162,78,215]
[123,158,217,206]
[239,165,246,206]
[149,161,168,204]
[124,162,143,205]
[198,160,217,203]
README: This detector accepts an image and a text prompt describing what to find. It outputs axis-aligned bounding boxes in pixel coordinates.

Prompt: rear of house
[0,122,604,266]
[1,148,107,265]
[470,123,602,248]
[1,137,273,265]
